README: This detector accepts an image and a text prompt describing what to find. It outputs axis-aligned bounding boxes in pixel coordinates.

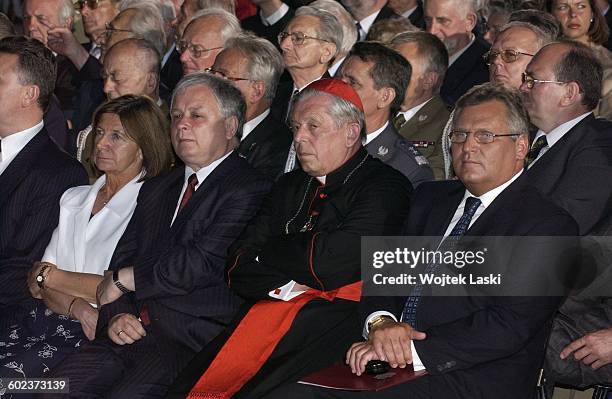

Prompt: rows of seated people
[0,0,610,398]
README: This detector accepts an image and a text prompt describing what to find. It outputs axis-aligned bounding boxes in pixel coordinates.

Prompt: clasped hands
[346,319,426,376]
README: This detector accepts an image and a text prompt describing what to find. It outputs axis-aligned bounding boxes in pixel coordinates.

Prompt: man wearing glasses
[520,40,612,236]
[79,0,121,60]
[486,21,554,90]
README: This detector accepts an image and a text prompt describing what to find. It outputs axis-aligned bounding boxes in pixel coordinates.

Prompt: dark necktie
[393,113,407,130]
[178,173,199,212]
[402,197,482,328]
[525,135,548,168]
[356,21,364,41]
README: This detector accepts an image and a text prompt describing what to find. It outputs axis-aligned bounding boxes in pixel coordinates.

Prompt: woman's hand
[71,298,99,341]
[27,262,56,299]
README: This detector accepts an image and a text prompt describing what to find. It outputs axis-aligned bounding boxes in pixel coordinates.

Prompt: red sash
[187,281,362,399]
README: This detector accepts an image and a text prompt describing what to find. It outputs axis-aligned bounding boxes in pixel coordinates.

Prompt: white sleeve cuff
[363,311,397,339]
[268,280,307,301]
[411,341,426,371]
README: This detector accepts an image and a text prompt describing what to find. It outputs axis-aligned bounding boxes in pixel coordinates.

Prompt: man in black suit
[388,0,425,29]
[46,74,272,398]
[0,37,87,308]
[242,0,295,48]
[425,0,490,107]
[339,41,433,187]
[212,34,291,180]
[286,83,579,399]
[340,0,401,41]
[520,40,612,235]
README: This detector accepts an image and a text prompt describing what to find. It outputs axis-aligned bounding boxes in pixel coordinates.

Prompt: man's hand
[47,27,90,69]
[71,298,99,341]
[96,271,123,307]
[108,313,146,345]
[346,320,426,375]
[560,328,612,369]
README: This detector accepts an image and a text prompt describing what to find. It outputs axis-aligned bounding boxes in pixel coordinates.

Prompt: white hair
[189,8,241,42]
[309,0,357,54]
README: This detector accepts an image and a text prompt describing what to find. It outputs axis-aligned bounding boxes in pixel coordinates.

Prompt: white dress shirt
[402,6,418,18]
[242,109,270,142]
[356,9,381,40]
[364,170,524,371]
[528,112,591,168]
[364,121,388,145]
[0,120,44,175]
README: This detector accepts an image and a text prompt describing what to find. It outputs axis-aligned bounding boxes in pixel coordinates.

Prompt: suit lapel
[444,39,487,93]
[365,123,394,160]
[428,183,465,235]
[399,96,444,134]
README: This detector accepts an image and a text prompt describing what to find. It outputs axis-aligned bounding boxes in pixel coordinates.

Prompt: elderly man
[0,37,87,308]
[340,0,400,41]
[47,73,272,398]
[520,40,612,235]
[211,34,291,180]
[75,38,166,180]
[288,83,579,399]
[79,0,122,60]
[424,0,489,106]
[487,21,554,90]
[391,31,450,180]
[167,79,412,399]
[179,8,242,76]
[339,41,433,187]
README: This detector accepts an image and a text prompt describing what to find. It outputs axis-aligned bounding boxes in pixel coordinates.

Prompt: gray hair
[58,0,75,26]
[498,21,555,50]
[223,34,283,101]
[172,72,246,138]
[189,8,242,42]
[197,0,235,14]
[294,6,343,59]
[292,89,366,140]
[119,4,166,56]
[391,31,449,94]
[508,9,562,39]
[309,0,356,54]
[120,0,176,27]
[424,0,478,17]
[453,82,530,138]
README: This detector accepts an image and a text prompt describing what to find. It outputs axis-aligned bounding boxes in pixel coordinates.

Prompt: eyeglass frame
[177,41,223,59]
[521,72,568,89]
[75,0,102,10]
[204,67,251,82]
[449,130,521,144]
[277,31,331,46]
[104,22,133,41]
[482,49,535,65]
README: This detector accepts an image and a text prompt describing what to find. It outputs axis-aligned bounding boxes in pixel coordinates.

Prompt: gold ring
[117,330,125,336]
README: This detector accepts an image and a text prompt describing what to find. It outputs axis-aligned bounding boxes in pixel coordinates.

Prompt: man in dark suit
[391,31,451,180]
[339,41,433,187]
[388,0,425,29]
[285,83,579,399]
[520,40,612,236]
[212,34,291,180]
[425,0,489,107]
[46,74,272,398]
[0,37,87,308]
[242,0,295,48]
[340,0,401,41]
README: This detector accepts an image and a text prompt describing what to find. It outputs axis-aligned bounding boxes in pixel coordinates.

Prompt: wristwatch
[36,264,52,289]
[367,315,394,332]
[112,269,131,294]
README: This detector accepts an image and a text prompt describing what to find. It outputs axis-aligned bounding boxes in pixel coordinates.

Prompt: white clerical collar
[184,151,232,190]
[364,121,389,145]
[358,9,381,37]
[328,56,346,77]
[402,5,418,18]
[242,108,270,142]
[534,112,591,148]
[316,175,326,184]
[260,2,289,26]
[397,97,433,123]
[449,34,475,66]
[0,120,44,174]
[161,43,175,67]
[464,169,523,209]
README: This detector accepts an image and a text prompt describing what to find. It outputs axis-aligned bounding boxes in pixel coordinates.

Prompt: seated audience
[168,78,412,398]
[46,73,272,397]
[241,0,295,48]
[0,95,173,378]
[0,36,87,309]
[508,8,563,38]
[339,41,433,186]
[391,31,450,180]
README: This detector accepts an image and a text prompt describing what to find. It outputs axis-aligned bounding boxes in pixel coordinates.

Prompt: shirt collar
[449,34,475,65]
[358,9,381,36]
[397,97,433,123]
[533,112,591,148]
[293,75,324,92]
[463,169,523,209]
[364,121,388,145]
[402,6,418,18]
[161,43,175,67]
[328,56,346,77]
[260,2,290,26]
[242,109,270,141]
[0,120,44,173]
[184,151,232,190]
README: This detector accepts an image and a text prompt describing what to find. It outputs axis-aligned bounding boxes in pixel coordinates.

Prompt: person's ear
[560,81,582,107]
[319,42,336,65]
[22,85,40,108]
[378,87,395,109]
[515,133,529,161]
[345,122,361,147]
[224,116,239,139]
[465,12,477,32]
[249,80,266,103]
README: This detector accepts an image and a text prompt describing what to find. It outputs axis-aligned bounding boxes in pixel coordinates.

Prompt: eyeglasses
[204,67,250,82]
[483,49,535,65]
[76,0,101,10]
[104,22,132,41]
[277,31,331,46]
[521,72,568,89]
[449,130,520,144]
[177,41,223,58]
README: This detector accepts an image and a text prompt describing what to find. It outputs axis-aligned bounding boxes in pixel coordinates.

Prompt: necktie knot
[393,113,407,130]
[187,173,198,189]
[449,196,481,237]
[178,173,199,213]
[525,135,548,167]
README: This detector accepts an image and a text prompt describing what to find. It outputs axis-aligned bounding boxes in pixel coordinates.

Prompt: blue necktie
[402,196,482,328]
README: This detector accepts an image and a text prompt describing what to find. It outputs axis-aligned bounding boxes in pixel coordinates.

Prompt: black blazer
[362,177,578,399]
[440,37,490,107]
[237,112,291,180]
[0,128,87,307]
[98,153,272,377]
[372,4,402,25]
[407,1,425,30]
[523,114,612,235]
[270,71,331,123]
[241,6,295,48]
[160,48,183,96]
